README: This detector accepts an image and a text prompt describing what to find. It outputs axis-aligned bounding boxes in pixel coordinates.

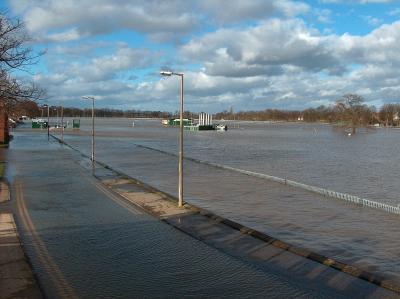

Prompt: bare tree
[378,104,400,127]
[0,12,45,113]
[335,94,371,134]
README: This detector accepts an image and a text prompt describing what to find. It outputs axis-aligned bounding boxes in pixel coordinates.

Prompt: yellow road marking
[15,179,79,299]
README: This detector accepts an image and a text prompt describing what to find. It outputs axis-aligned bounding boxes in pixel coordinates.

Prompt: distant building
[162,118,193,126]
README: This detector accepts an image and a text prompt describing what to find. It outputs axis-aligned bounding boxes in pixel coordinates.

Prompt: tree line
[18,94,400,133]
[45,107,173,119]
[215,94,400,131]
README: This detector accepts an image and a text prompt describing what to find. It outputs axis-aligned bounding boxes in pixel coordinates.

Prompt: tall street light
[53,108,58,127]
[61,105,64,143]
[82,96,96,163]
[43,104,50,139]
[160,70,184,207]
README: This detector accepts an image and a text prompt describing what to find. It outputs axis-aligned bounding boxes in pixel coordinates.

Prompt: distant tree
[335,94,371,134]
[393,105,400,126]
[378,104,400,127]
[11,99,39,118]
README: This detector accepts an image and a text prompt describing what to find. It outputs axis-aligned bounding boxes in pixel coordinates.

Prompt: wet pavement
[0,212,42,299]
[0,145,42,298]
[3,130,399,298]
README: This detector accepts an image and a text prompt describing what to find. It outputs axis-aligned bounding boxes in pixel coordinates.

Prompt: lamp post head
[82,96,95,100]
[160,70,173,76]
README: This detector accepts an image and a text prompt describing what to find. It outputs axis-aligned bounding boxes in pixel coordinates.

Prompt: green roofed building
[163,118,193,126]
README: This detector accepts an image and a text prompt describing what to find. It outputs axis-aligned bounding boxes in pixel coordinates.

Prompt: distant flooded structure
[161,118,193,126]
[161,113,227,131]
[199,112,212,126]
[194,112,214,130]
[185,112,227,131]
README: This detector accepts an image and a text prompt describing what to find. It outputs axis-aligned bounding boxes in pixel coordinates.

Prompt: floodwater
[48,118,400,282]
[7,131,348,299]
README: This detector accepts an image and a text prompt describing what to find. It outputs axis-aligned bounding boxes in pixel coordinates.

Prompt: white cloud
[362,15,383,26]
[38,44,161,85]
[11,0,199,42]
[196,0,309,23]
[79,47,159,82]
[53,41,110,57]
[336,21,400,64]
[181,19,343,76]
[11,0,312,43]
[314,8,333,23]
[175,18,400,109]
[46,28,83,42]
[388,8,400,16]
[274,0,310,17]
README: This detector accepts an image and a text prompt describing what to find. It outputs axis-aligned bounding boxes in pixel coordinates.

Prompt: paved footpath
[0,172,42,298]
[1,130,399,298]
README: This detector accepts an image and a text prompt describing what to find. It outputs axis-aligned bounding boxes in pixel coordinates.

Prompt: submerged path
[2,130,398,298]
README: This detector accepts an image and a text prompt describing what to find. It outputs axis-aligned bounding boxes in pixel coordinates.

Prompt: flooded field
[37,118,400,282]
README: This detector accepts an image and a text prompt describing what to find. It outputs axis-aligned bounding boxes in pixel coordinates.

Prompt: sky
[3,0,400,112]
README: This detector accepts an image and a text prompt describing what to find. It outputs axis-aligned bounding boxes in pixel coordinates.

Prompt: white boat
[216,124,227,131]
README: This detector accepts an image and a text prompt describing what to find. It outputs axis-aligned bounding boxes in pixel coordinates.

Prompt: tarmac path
[15,179,77,299]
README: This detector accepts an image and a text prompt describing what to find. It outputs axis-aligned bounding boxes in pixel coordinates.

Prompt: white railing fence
[136,145,400,216]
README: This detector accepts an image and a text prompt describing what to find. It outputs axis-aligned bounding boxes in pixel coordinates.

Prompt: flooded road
[5,131,349,298]
[51,118,400,283]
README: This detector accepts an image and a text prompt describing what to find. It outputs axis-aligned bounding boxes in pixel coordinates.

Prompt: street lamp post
[61,105,64,143]
[82,96,95,163]
[53,108,58,127]
[43,104,50,139]
[160,70,184,207]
